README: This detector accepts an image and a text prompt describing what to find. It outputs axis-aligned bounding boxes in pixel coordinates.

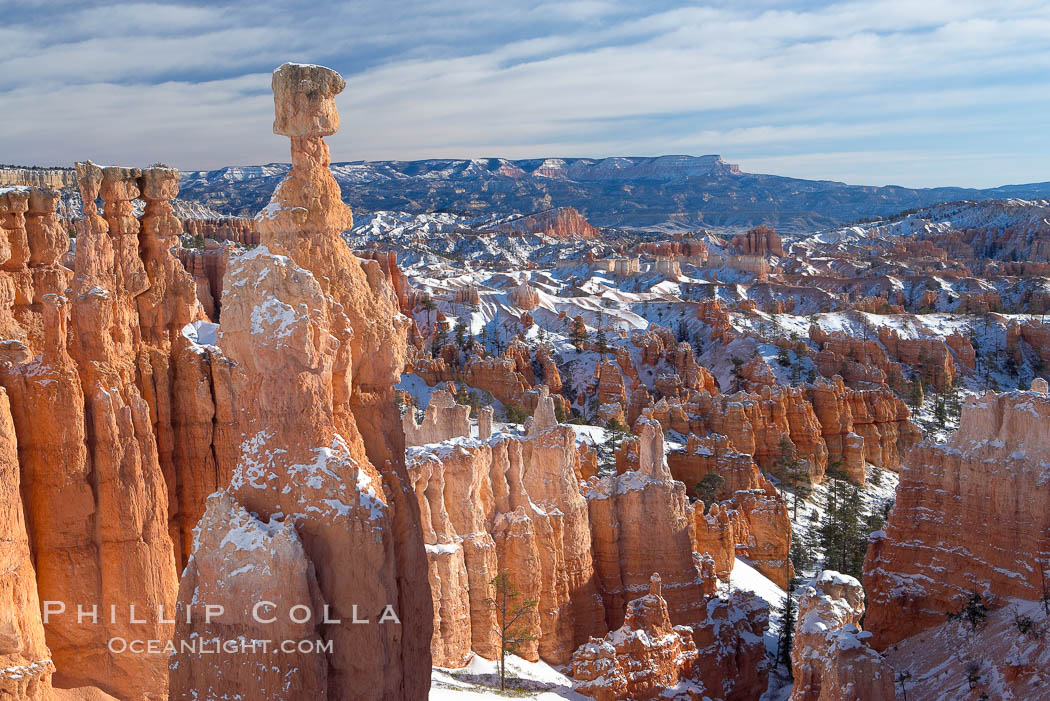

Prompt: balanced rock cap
[272,62,346,138]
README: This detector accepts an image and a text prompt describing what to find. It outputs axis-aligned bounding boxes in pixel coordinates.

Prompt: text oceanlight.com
[110,637,334,655]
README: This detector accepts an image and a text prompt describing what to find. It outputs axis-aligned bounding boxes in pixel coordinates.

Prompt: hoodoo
[170,63,431,700]
[572,573,703,700]
[789,571,893,701]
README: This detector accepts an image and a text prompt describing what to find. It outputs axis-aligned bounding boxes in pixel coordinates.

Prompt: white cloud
[2,0,1049,187]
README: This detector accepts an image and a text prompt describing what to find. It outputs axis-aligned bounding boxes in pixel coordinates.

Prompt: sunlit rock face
[571,574,703,701]
[408,388,607,667]
[790,571,893,701]
[864,385,1050,649]
[403,389,470,446]
[169,62,431,700]
[1,167,215,698]
[0,384,53,700]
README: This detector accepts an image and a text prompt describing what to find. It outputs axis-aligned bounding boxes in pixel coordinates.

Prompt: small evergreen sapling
[774,586,797,676]
[485,571,538,691]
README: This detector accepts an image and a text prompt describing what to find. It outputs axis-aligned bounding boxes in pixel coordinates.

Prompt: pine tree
[675,319,689,343]
[790,471,812,522]
[826,458,848,482]
[895,670,913,701]
[730,356,745,391]
[694,473,726,513]
[947,389,962,423]
[909,376,924,407]
[431,322,449,358]
[818,478,873,580]
[598,423,627,473]
[1040,562,1050,615]
[465,327,476,359]
[948,591,989,632]
[490,325,504,355]
[774,587,797,676]
[554,401,567,423]
[503,404,530,424]
[775,438,811,521]
[420,293,437,327]
[595,310,610,357]
[790,533,815,575]
[934,395,947,427]
[486,571,538,691]
[454,318,466,349]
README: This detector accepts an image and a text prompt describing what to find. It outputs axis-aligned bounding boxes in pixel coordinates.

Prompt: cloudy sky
[4,0,1050,187]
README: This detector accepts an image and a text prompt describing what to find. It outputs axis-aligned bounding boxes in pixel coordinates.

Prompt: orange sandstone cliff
[408,388,606,666]
[789,571,893,701]
[864,383,1050,649]
[571,574,702,700]
[1,162,222,698]
[170,62,431,700]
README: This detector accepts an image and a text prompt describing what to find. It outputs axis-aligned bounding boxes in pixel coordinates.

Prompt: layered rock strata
[181,215,258,245]
[509,281,541,310]
[651,385,829,481]
[413,397,772,696]
[668,433,794,587]
[806,376,919,478]
[0,167,216,698]
[495,206,599,239]
[731,225,784,257]
[0,386,53,700]
[584,419,708,629]
[790,571,893,701]
[571,574,702,701]
[414,345,568,417]
[177,238,235,320]
[408,389,606,667]
[864,385,1050,648]
[170,62,431,700]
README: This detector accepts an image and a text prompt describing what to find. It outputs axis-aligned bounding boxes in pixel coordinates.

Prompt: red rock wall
[806,376,919,477]
[652,385,829,481]
[181,215,258,245]
[864,387,1050,648]
[731,225,784,257]
[409,412,607,666]
[571,574,700,700]
[0,385,54,699]
[357,249,411,314]
[178,240,232,320]
[790,572,894,701]
[585,421,709,629]
[496,206,599,239]
[0,168,241,699]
